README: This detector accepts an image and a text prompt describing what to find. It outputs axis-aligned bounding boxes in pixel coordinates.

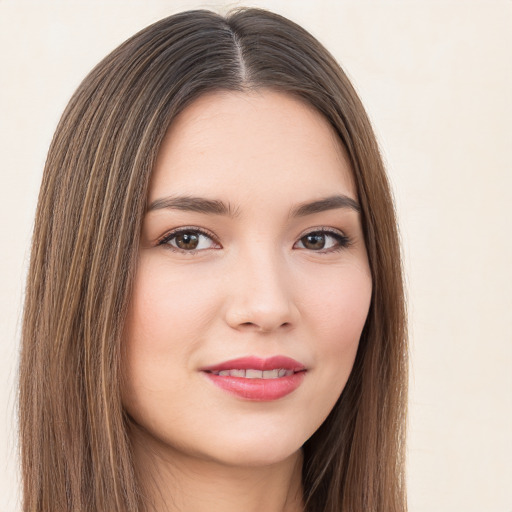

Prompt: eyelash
[157,227,220,254]
[157,227,351,254]
[294,228,351,253]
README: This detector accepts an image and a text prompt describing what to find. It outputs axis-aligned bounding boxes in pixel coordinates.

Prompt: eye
[294,229,350,252]
[159,228,220,252]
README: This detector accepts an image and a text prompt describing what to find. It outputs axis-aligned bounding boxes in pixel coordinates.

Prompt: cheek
[125,258,219,348]
[121,258,219,401]
[320,284,370,350]
[301,263,372,392]
[304,261,372,344]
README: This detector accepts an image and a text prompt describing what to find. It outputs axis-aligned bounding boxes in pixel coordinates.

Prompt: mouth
[207,368,296,378]
[201,356,307,401]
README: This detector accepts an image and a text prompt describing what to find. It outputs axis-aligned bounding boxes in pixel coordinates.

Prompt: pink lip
[201,356,306,401]
[201,356,306,373]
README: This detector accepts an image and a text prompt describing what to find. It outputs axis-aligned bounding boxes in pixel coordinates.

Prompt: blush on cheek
[315,278,371,331]
[309,284,371,388]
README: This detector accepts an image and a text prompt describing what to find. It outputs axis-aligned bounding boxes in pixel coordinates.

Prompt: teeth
[211,369,295,379]
[245,369,263,379]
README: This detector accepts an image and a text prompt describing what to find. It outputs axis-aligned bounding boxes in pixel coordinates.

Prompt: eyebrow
[147,195,239,217]
[290,195,361,217]
[147,194,360,217]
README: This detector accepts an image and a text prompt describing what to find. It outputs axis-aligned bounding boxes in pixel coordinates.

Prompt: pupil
[304,233,325,250]
[176,232,199,249]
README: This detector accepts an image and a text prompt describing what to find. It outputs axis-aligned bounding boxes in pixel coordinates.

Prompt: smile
[207,369,295,378]
[201,356,306,401]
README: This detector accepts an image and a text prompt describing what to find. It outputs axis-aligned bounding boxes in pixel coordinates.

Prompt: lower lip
[203,371,306,401]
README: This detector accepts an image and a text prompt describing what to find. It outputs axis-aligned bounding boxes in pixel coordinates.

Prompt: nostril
[239,321,292,332]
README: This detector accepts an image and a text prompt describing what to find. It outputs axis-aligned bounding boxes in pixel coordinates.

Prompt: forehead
[150,89,356,204]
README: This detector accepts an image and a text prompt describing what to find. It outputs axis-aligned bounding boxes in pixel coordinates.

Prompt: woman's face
[122,90,372,468]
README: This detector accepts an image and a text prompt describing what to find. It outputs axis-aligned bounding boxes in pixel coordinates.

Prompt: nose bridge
[224,240,298,332]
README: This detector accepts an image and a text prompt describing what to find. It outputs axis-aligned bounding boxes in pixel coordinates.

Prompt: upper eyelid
[294,227,352,250]
[156,225,349,248]
[296,226,348,238]
[157,226,219,246]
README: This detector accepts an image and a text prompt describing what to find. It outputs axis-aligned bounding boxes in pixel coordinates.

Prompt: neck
[130,426,304,512]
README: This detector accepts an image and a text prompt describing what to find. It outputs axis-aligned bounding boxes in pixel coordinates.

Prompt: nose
[224,250,299,333]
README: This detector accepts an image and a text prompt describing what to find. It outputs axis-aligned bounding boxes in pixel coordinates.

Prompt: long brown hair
[19,8,407,512]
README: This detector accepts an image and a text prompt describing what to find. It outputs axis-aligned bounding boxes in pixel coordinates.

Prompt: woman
[19,8,407,512]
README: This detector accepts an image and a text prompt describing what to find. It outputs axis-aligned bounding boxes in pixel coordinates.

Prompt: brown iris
[300,233,326,250]
[174,232,200,250]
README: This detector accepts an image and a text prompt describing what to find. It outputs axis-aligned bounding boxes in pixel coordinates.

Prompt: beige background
[1,1,511,511]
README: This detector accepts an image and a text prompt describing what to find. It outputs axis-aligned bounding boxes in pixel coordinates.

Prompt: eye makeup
[157,226,221,253]
[156,224,352,255]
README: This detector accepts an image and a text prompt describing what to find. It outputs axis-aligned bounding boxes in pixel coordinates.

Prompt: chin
[186,419,313,468]
[205,442,303,469]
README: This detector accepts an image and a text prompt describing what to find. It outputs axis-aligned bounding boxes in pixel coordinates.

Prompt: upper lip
[201,356,306,373]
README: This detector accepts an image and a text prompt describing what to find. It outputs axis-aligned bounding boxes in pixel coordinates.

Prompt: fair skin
[122,90,372,512]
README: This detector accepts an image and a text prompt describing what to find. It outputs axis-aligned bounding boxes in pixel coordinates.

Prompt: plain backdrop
[1,1,511,511]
